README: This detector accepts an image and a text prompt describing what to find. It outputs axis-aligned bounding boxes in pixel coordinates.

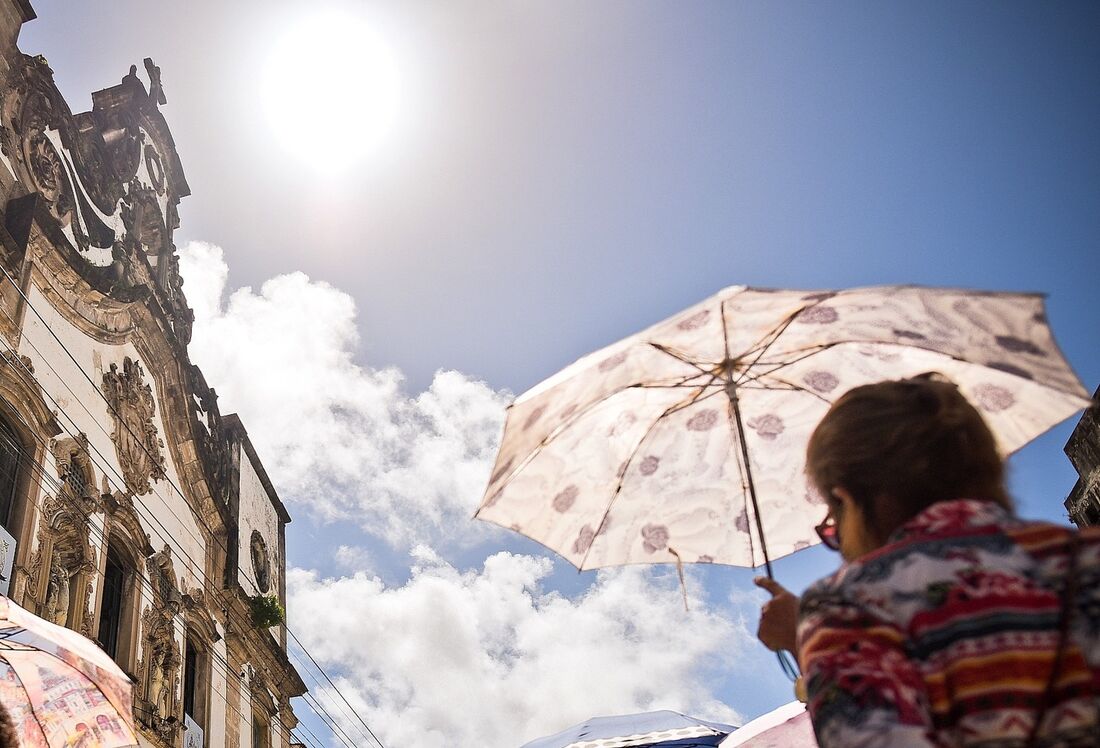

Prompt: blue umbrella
[522,710,737,748]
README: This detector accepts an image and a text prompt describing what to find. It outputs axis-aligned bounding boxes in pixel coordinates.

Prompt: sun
[261,10,404,172]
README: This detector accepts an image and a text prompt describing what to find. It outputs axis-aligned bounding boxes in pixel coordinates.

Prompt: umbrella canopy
[718,702,814,748]
[522,710,737,748]
[0,594,137,748]
[477,285,1090,573]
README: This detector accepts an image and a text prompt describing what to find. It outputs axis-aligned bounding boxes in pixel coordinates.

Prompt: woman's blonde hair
[806,374,1012,532]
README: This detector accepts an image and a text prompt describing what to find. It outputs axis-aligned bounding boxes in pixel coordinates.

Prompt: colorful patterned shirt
[797,499,1100,748]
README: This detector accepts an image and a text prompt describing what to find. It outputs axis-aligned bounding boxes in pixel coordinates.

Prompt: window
[97,544,125,661]
[62,461,87,502]
[183,637,204,725]
[0,415,22,533]
[251,712,269,748]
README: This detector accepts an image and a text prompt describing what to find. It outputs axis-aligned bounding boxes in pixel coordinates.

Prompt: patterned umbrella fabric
[522,710,737,748]
[476,285,1091,572]
[719,702,814,747]
[0,594,137,748]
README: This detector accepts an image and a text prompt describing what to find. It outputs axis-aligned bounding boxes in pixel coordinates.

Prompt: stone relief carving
[42,546,70,625]
[27,494,96,632]
[188,364,231,503]
[0,53,194,343]
[137,544,182,741]
[102,357,166,497]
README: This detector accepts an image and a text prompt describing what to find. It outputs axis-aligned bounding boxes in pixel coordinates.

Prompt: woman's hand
[755,577,800,653]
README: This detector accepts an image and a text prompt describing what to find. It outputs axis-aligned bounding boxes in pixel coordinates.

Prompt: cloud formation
[179,242,751,747]
[178,241,510,549]
[288,552,744,748]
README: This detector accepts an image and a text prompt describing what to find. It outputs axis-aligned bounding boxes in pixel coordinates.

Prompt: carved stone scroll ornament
[101,357,167,497]
[0,58,84,238]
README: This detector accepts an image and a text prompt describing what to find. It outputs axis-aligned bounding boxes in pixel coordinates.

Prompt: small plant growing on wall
[249,594,285,629]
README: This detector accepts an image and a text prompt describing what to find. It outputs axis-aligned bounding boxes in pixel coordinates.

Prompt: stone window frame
[0,377,61,608]
[181,595,218,736]
[94,528,145,676]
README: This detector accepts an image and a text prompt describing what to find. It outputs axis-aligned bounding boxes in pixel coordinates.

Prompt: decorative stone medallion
[250,530,270,593]
[101,357,167,497]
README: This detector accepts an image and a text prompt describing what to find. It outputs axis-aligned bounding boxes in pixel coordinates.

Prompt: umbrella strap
[669,547,689,612]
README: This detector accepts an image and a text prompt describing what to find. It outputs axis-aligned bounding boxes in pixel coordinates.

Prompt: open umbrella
[718,702,814,748]
[522,710,737,748]
[0,594,137,747]
[476,285,1090,576]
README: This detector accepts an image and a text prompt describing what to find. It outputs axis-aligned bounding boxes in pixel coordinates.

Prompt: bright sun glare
[262,11,403,172]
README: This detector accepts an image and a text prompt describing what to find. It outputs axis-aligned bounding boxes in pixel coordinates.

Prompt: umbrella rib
[639,378,722,390]
[647,342,713,375]
[480,375,721,513]
[480,381,667,506]
[740,376,833,404]
[733,343,837,387]
[721,299,732,362]
[731,291,837,365]
[577,385,723,570]
[734,310,806,386]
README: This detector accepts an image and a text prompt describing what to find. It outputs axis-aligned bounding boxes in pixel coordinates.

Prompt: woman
[756,375,1099,747]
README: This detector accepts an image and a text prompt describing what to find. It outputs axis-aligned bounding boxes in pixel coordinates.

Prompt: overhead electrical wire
[0,422,326,748]
[0,266,387,748]
[0,262,388,746]
[0,335,379,748]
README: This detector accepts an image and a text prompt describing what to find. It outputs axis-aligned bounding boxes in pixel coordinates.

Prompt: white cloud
[178,241,510,549]
[287,553,744,748]
[334,544,376,572]
[179,242,753,746]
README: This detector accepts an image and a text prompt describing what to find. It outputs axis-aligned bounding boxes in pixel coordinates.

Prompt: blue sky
[21,1,1100,745]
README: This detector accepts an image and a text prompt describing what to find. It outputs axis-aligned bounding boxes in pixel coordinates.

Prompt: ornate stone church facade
[0,3,305,747]
[1065,385,1099,528]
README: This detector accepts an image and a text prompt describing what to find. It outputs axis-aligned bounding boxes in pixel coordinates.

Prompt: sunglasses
[815,512,840,552]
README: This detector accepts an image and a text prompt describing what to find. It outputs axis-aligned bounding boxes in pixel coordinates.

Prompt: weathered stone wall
[1065,386,1100,526]
[0,2,305,746]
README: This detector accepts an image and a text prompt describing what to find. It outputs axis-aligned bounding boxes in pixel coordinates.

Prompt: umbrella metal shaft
[727,381,774,579]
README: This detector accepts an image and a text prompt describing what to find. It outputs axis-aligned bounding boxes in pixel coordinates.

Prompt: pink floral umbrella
[0,594,138,748]
[719,702,814,747]
[475,285,1091,576]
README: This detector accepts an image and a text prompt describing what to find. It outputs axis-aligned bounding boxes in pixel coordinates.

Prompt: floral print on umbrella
[686,409,719,432]
[641,524,670,553]
[678,309,711,331]
[476,285,1091,571]
[553,485,579,512]
[804,370,839,393]
[748,414,784,440]
[523,405,546,430]
[598,351,628,372]
[573,525,595,554]
[797,306,839,324]
[995,335,1045,356]
[972,383,1015,412]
